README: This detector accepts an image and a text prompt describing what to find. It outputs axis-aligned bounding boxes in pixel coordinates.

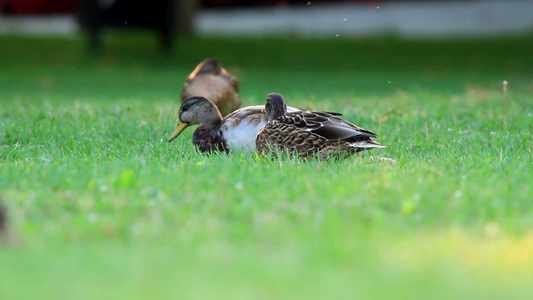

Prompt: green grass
[1,32,533,299]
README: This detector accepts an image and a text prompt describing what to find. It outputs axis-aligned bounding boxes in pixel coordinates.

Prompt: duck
[256,93,385,159]
[169,96,300,154]
[181,58,241,116]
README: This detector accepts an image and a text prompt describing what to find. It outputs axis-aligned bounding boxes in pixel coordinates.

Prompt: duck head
[194,58,223,75]
[265,92,287,122]
[169,96,223,143]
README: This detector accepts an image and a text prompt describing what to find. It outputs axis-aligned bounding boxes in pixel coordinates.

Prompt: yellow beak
[168,122,189,143]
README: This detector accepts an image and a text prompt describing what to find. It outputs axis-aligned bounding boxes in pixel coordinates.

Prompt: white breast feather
[221,118,268,154]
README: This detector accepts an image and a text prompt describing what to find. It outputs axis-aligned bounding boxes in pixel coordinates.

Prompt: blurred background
[1,0,532,49]
[1,0,532,112]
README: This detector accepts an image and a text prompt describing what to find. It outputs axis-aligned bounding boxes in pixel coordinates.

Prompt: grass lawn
[1,32,532,299]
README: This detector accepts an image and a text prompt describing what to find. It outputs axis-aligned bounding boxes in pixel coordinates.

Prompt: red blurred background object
[0,0,79,15]
[0,0,381,15]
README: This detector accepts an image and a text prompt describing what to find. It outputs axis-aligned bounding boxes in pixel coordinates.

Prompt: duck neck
[199,117,223,131]
[193,127,228,153]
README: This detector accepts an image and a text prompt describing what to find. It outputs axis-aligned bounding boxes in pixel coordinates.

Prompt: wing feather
[279,111,378,141]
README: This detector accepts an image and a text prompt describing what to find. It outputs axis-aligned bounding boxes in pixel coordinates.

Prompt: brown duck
[181,58,241,116]
[256,93,385,159]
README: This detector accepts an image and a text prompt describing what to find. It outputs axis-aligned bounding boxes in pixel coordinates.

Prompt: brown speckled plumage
[181,58,241,116]
[256,93,385,159]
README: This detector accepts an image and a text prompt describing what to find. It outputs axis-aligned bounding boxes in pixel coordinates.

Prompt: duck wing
[224,105,264,121]
[281,111,377,142]
[225,105,302,119]
[220,69,239,92]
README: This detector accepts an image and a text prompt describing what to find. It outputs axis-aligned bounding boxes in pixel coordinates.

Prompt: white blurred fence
[1,0,532,38]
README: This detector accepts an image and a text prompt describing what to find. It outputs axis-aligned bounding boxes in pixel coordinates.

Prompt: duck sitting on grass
[169,96,299,154]
[181,58,241,117]
[256,93,385,159]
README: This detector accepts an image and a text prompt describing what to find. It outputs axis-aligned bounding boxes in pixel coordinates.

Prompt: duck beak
[168,121,189,143]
